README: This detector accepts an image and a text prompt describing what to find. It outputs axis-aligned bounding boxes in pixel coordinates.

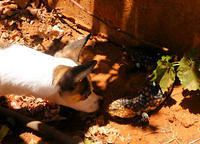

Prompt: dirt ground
[0,1,200,144]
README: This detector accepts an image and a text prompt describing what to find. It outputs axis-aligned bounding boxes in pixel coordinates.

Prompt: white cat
[0,35,101,112]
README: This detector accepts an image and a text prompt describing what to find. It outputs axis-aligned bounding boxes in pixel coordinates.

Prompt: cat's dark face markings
[76,77,91,99]
[53,60,97,102]
[59,76,91,100]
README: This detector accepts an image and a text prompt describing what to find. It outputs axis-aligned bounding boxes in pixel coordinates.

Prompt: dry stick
[165,138,176,144]
[69,0,163,49]
[0,106,76,144]
[189,138,200,144]
[164,126,181,144]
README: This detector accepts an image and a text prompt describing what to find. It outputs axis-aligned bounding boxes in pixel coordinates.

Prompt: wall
[53,0,200,54]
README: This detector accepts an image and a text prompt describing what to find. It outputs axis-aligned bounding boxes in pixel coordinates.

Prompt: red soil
[0,1,200,144]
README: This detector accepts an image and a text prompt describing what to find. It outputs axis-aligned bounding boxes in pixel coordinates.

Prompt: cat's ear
[59,60,97,91]
[54,34,91,62]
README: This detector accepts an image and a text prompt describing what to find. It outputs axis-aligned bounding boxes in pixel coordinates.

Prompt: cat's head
[53,60,102,112]
[52,34,102,112]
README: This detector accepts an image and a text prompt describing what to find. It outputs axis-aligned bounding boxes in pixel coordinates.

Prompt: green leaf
[177,56,200,91]
[84,139,92,144]
[159,66,175,93]
[151,55,175,93]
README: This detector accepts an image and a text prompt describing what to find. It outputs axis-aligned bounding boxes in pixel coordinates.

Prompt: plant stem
[172,61,180,67]
[172,64,180,67]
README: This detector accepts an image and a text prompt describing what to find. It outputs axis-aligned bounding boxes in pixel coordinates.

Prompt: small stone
[168,114,176,123]
[181,117,196,128]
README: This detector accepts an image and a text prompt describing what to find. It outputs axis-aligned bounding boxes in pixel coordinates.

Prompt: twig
[142,131,160,137]
[165,138,176,144]
[189,138,200,144]
[0,106,75,144]
[164,126,181,144]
